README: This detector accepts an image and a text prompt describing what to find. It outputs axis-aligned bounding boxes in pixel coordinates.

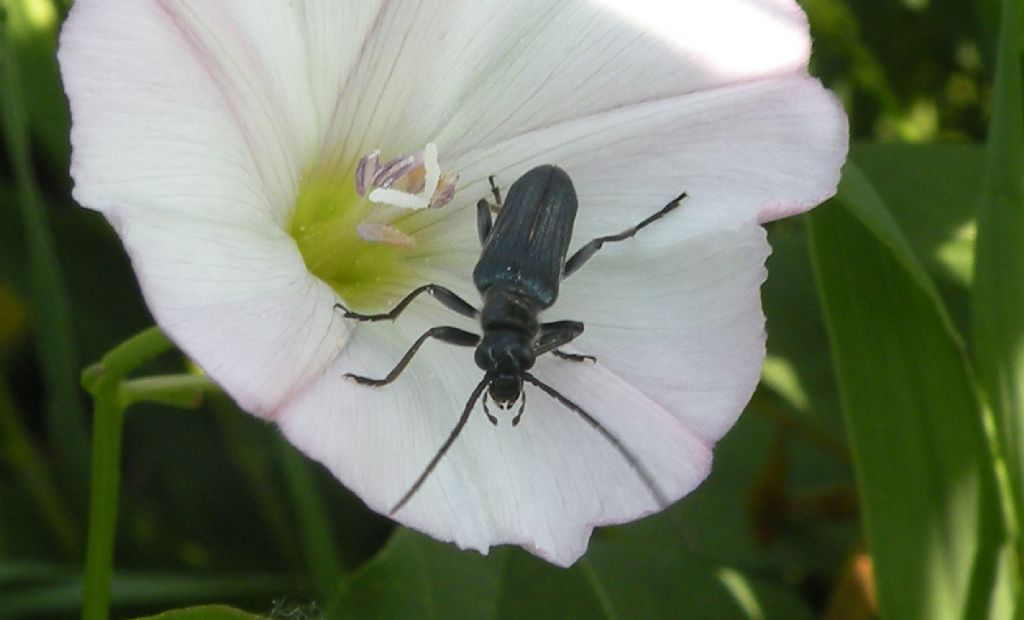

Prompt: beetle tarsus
[563,191,687,279]
[488,174,503,207]
[552,349,596,363]
[344,373,385,386]
[333,302,358,319]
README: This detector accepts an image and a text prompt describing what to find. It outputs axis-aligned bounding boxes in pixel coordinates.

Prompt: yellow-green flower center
[289,172,419,311]
[289,146,460,311]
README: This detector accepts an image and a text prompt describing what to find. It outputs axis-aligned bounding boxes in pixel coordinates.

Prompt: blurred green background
[1,0,1020,618]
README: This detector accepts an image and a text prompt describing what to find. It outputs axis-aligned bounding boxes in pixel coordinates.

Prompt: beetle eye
[474,346,491,370]
[515,345,535,369]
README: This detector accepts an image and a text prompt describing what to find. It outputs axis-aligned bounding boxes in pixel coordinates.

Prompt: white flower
[59,0,847,566]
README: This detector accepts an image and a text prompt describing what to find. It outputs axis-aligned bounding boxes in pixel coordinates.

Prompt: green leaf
[133,605,268,620]
[0,568,295,619]
[569,517,815,620]
[850,143,983,294]
[972,0,1024,539]
[762,142,988,471]
[330,529,506,619]
[331,522,813,620]
[807,161,1008,619]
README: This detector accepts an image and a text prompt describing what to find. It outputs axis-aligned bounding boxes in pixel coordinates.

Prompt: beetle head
[487,373,523,409]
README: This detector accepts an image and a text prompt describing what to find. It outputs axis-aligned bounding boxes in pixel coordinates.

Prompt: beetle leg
[346,326,480,386]
[335,283,478,322]
[563,191,687,279]
[535,320,585,357]
[476,199,493,245]
[476,175,505,245]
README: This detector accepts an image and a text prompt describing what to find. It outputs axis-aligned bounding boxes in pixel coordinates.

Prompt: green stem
[121,374,219,409]
[81,381,124,620]
[80,326,182,620]
[81,327,173,390]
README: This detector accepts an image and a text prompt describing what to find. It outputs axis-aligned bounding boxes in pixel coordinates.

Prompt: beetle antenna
[522,372,669,508]
[390,375,491,515]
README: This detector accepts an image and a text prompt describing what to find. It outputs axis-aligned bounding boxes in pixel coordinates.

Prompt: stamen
[421,143,440,202]
[356,221,416,248]
[429,172,460,209]
[357,143,459,210]
[371,153,419,190]
[355,149,380,196]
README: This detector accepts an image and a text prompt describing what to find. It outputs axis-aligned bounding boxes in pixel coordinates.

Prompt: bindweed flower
[60,0,847,566]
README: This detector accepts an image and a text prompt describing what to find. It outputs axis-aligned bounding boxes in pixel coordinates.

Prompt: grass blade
[807,162,1007,619]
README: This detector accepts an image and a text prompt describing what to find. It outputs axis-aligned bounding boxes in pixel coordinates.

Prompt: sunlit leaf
[851,143,983,293]
[0,0,69,168]
[807,162,1007,619]
[972,0,1024,540]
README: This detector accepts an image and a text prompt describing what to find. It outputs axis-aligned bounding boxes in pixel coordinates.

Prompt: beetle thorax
[475,329,535,374]
[479,289,540,333]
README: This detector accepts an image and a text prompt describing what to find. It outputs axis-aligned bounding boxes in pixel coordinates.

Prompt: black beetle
[335,165,686,514]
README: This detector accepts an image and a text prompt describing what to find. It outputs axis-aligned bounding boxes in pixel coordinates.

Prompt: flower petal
[60,0,374,413]
[277,299,711,567]
[556,216,771,445]
[104,208,347,417]
[60,0,381,225]
[324,0,814,160]
[432,75,846,244]
[62,0,273,222]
